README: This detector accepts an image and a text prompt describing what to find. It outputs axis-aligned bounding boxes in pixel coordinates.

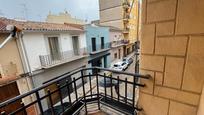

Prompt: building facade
[0,18,89,111]
[0,21,35,114]
[85,24,111,72]
[46,11,85,25]
[109,27,125,62]
[99,0,139,56]
[139,0,204,115]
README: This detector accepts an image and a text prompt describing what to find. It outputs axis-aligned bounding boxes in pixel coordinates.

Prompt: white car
[112,61,128,71]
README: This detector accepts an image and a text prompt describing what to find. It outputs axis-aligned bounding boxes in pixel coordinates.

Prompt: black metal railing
[0,67,150,115]
[88,42,111,53]
[39,48,87,67]
[123,0,130,8]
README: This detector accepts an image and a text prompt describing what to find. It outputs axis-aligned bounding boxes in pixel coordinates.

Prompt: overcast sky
[0,0,99,22]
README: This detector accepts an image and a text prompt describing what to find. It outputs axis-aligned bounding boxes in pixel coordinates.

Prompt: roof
[64,22,84,29]
[93,24,122,32]
[0,17,84,32]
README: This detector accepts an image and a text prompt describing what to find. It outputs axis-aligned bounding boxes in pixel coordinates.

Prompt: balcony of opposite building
[122,0,130,9]
[89,43,111,55]
[123,27,129,34]
[39,48,88,69]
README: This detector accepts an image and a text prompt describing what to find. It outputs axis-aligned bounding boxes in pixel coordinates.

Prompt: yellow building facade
[46,11,85,24]
[99,0,139,55]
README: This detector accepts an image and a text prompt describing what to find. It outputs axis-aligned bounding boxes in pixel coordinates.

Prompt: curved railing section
[0,67,150,115]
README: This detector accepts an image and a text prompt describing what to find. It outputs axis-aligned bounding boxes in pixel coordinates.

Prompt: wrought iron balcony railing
[123,27,130,33]
[122,0,130,8]
[111,40,129,48]
[0,67,150,115]
[88,42,111,54]
[39,48,87,68]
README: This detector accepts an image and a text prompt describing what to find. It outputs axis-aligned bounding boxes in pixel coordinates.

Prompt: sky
[0,0,99,22]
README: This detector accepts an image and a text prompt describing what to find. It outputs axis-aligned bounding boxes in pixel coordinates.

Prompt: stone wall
[138,0,204,115]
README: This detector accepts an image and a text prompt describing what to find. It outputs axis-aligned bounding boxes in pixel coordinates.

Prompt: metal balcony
[89,43,111,55]
[123,27,129,34]
[123,14,130,22]
[122,0,130,9]
[39,48,88,68]
[0,67,150,115]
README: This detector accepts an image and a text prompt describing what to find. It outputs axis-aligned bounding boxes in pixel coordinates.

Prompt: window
[92,37,96,52]
[101,37,104,49]
[72,36,79,55]
[114,53,117,59]
[48,37,60,60]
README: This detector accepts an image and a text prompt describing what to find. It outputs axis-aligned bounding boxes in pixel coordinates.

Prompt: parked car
[127,58,133,65]
[123,58,133,66]
[112,61,128,71]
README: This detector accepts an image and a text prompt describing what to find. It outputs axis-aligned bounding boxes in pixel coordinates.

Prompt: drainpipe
[18,32,35,86]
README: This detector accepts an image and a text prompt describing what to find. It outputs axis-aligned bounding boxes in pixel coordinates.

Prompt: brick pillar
[138,0,204,115]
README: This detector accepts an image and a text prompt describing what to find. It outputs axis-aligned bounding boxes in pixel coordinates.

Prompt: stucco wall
[100,6,123,23]
[197,86,204,115]
[0,34,24,76]
[99,0,122,11]
[100,20,124,29]
[110,31,122,42]
[138,0,204,115]
[85,25,110,53]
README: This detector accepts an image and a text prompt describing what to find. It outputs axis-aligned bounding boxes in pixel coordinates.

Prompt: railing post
[88,73,93,98]
[57,84,64,112]
[95,68,100,110]
[20,102,27,115]
[47,89,55,115]
[110,74,113,99]
[35,91,44,115]
[117,76,120,102]
[132,77,136,107]
[125,78,128,104]
[104,73,107,100]
[73,77,78,101]
[81,70,87,114]
[66,80,72,104]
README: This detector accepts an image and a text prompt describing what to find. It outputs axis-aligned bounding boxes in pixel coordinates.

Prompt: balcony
[89,43,111,55]
[123,14,130,22]
[122,0,130,9]
[111,39,129,48]
[39,48,88,68]
[111,40,123,48]
[122,39,129,45]
[0,67,150,115]
[123,27,129,34]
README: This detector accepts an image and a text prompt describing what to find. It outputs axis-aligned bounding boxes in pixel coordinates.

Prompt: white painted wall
[22,32,86,71]
[23,33,47,71]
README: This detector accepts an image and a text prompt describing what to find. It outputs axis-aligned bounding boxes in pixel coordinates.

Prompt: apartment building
[0,18,89,110]
[99,0,139,57]
[84,24,111,73]
[109,26,125,62]
[90,20,127,62]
